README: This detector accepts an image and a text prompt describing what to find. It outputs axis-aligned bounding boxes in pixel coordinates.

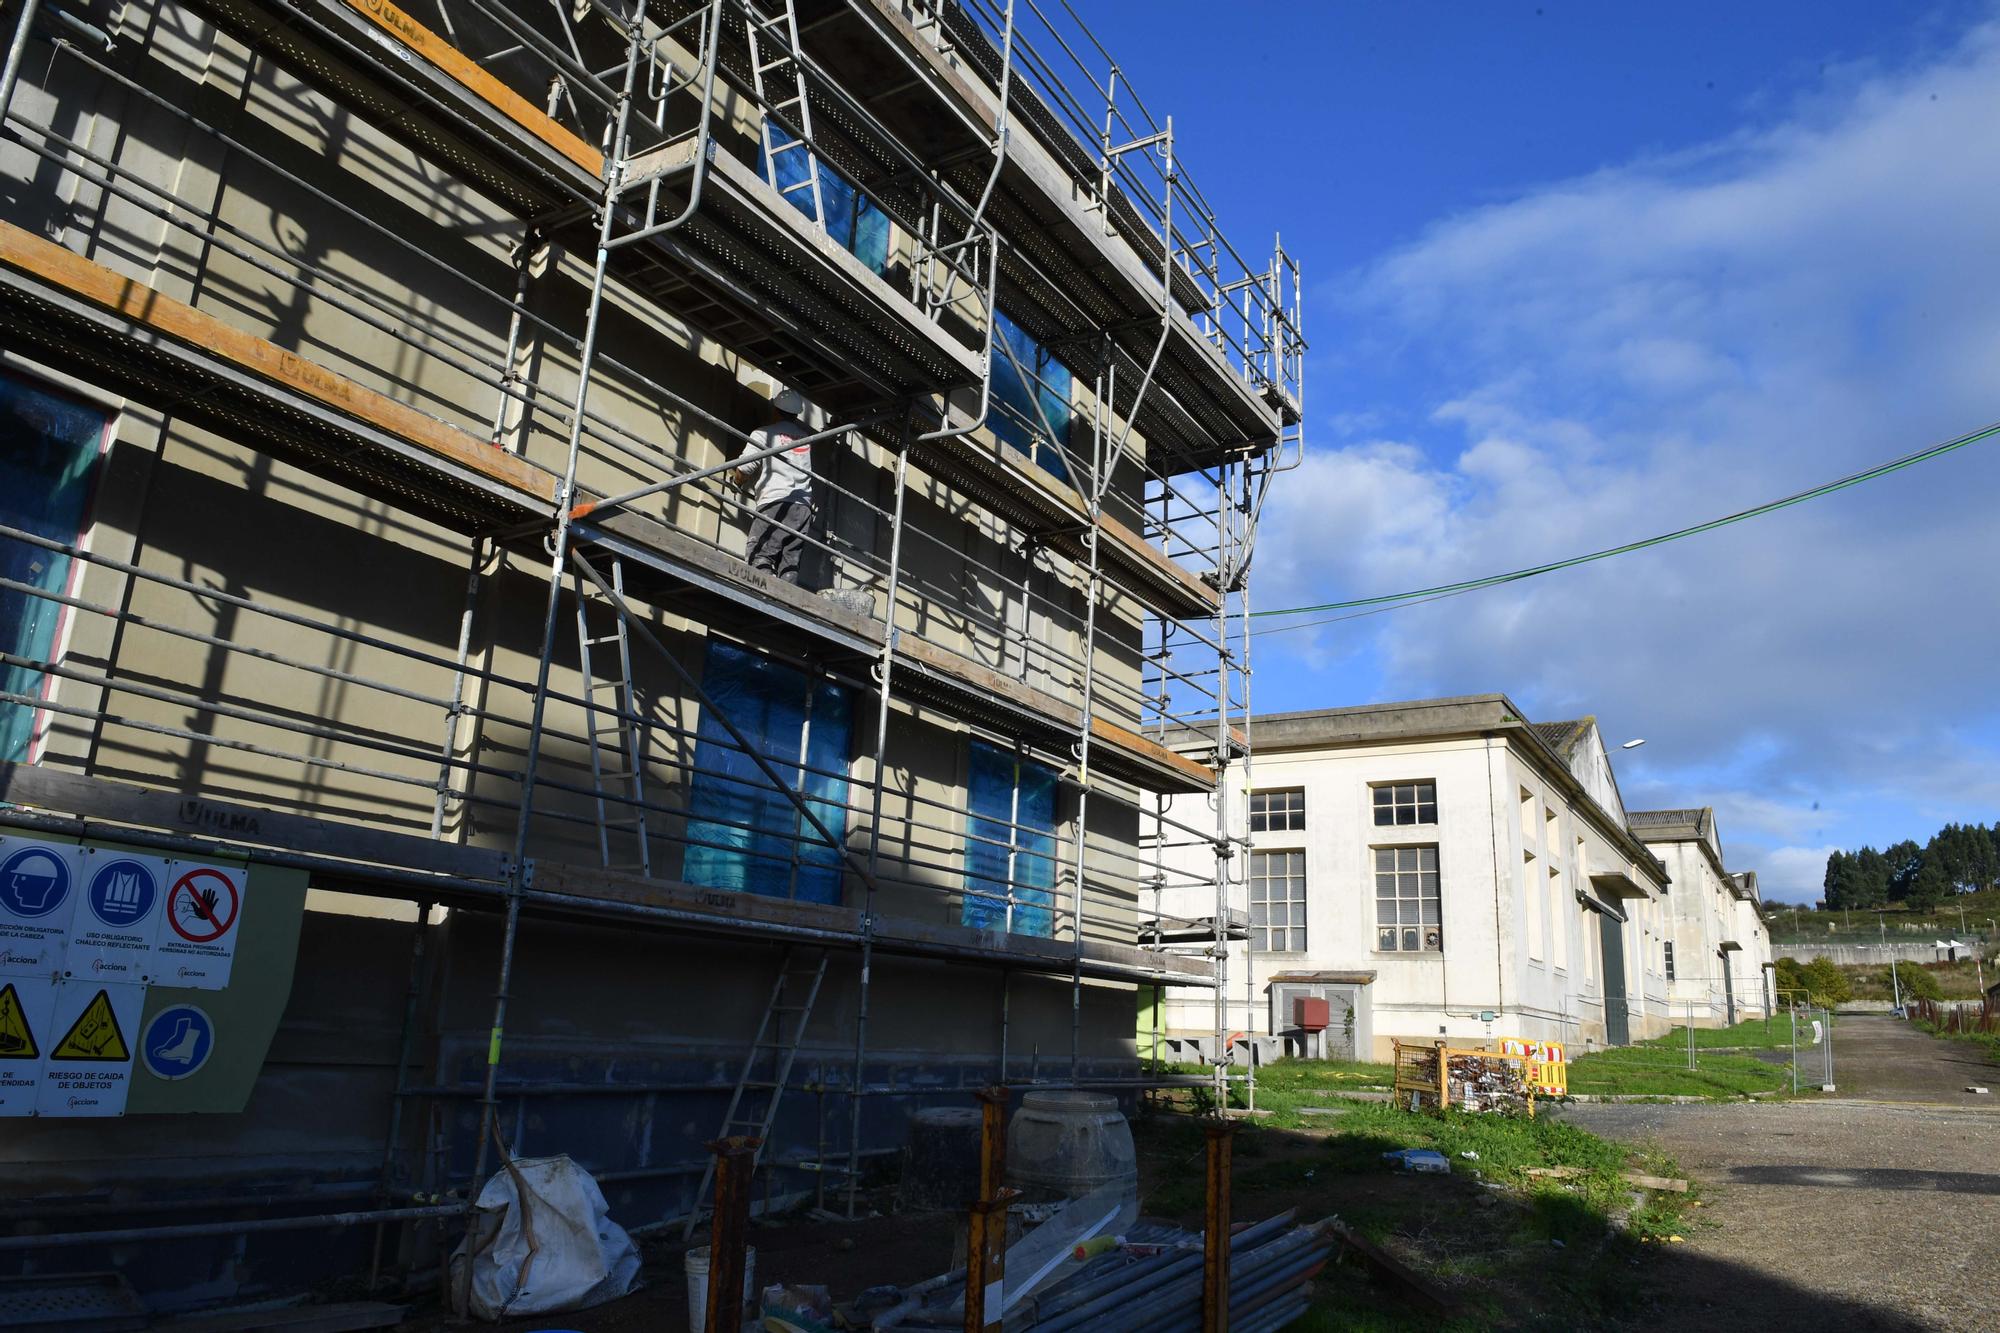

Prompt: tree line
[1822,822,2000,912]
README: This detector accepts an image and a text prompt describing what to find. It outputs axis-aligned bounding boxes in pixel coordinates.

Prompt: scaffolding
[0,0,1301,1271]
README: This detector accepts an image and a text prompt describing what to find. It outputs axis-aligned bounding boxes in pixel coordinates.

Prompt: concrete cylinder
[1003,1091,1137,1203]
[896,1106,985,1212]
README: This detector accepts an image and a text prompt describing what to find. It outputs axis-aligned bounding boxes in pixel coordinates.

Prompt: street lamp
[1621,738,1647,750]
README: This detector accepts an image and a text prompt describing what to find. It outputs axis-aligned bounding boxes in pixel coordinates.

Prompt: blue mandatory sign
[87,859,158,929]
[0,845,71,919]
[142,1004,215,1081]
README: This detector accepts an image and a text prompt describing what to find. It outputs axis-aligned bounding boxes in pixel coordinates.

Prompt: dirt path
[1560,1019,2000,1332]
[1826,1013,1998,1103]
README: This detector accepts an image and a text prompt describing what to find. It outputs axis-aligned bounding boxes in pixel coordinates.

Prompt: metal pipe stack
[884,1210,1339,1331]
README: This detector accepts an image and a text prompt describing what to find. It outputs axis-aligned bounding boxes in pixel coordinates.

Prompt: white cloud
[1761,845,1841,903]
[1259,20,2000,889]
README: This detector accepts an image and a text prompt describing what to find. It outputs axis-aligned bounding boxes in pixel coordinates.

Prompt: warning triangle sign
[52,989,130,1062]
[0,983,37,1059]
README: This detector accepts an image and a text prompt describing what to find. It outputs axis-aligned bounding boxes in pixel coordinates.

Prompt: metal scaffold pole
[844,419,914,1217]
[469,0,653,1217]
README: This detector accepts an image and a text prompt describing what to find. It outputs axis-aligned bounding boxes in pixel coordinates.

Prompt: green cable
[1250,419,2000,621]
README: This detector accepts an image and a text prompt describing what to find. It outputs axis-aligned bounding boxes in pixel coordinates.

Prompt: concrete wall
[1649,837,1772,1024]
[0,901,1131,1313]
[1154,724,1670,1060]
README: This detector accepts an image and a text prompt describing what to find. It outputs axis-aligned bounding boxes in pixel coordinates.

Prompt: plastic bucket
[684,1245,756,1331]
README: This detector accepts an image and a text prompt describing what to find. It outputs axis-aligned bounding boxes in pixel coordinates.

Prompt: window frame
[1248,847,1308,952]
[989,308,1075,482]
[961,740,1061,938]
[683,639,854,904]
[1372,843,1442,954]
[0,365,114,766]
[1248,786,1305,834]
[1370,780,1438,828]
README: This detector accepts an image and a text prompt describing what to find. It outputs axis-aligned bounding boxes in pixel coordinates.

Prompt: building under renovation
[0,0,1301,1313]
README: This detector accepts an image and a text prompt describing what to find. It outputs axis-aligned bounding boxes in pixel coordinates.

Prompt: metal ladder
[572,558,652,875]
[682,946,832,1237]
[745,0,826,229]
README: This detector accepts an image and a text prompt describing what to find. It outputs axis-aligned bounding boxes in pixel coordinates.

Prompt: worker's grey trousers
[747,495,813,584]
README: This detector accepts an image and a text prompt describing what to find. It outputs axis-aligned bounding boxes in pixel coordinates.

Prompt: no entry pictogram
[167,867,240,944]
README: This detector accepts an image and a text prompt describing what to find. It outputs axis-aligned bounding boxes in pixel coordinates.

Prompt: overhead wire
[1247,418,2000,637]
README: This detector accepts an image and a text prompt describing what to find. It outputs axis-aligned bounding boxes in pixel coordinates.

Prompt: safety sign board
[0,976,56,1116]
[141,1004,215,1081]
[37,981,143,1117]
[152,863,249,990]
[0,835,81,979]
[65,849,170,984]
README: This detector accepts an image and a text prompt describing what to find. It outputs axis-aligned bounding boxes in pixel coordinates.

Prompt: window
[1249,849,1306,951]
[1248,787,1304,833]
[1548,865,1569,969]
[759,125,890,275]
[962,740,1058,937]
[1,370,109,764]
[684,640,853,903]
[990,309,1074,482]
[1664,941,1676,981]
[1519,787,1536,846]
[1524,849,1544,961]
[1371,781,1436,826]
[1374,846,1441,952]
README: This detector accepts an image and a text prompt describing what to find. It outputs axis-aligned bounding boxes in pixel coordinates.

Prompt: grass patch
[1911,1015,2000,1064]
[1138,1058,1703,1328]
[1567,1045,1791,1099]
[1634,1016,1819,1051]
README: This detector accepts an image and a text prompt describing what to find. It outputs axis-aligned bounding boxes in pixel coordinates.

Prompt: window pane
[1402,928,1419,952]
[1418,847,1438,871]
[1418,802,1438,823]
[686,640,851,905]
[1378,926,1397,950]
[1423,927,1443,950]
[1,372,106,764]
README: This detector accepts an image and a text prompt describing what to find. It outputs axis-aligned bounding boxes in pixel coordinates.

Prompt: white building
[1628,810,1774,1023]
[1147,696,1676,1062]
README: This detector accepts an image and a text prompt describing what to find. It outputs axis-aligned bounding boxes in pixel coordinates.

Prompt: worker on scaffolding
[733,383,817,584]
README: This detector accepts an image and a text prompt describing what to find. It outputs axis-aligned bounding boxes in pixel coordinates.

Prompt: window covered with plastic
[962,739,1058,937]
[1,370,107,763]
[684,640,852,903]
[990,310,1074,483]
[759,125,891,276]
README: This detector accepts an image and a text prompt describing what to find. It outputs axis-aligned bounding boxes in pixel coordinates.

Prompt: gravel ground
[1558,1017,2000,1332]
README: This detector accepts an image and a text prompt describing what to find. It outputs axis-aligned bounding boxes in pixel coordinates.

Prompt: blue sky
[1084,1,2000,901]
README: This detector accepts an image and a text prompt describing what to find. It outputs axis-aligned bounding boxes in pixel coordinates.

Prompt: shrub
[1800,956,1852,1005]
[1891,964,1944,1003]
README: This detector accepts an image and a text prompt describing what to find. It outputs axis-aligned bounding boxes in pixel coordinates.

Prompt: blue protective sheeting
[962,740,1057,937]
[684,640,852,903]
[759,125,890,276]
[989,310,1074,484]
[0,370,106,763]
